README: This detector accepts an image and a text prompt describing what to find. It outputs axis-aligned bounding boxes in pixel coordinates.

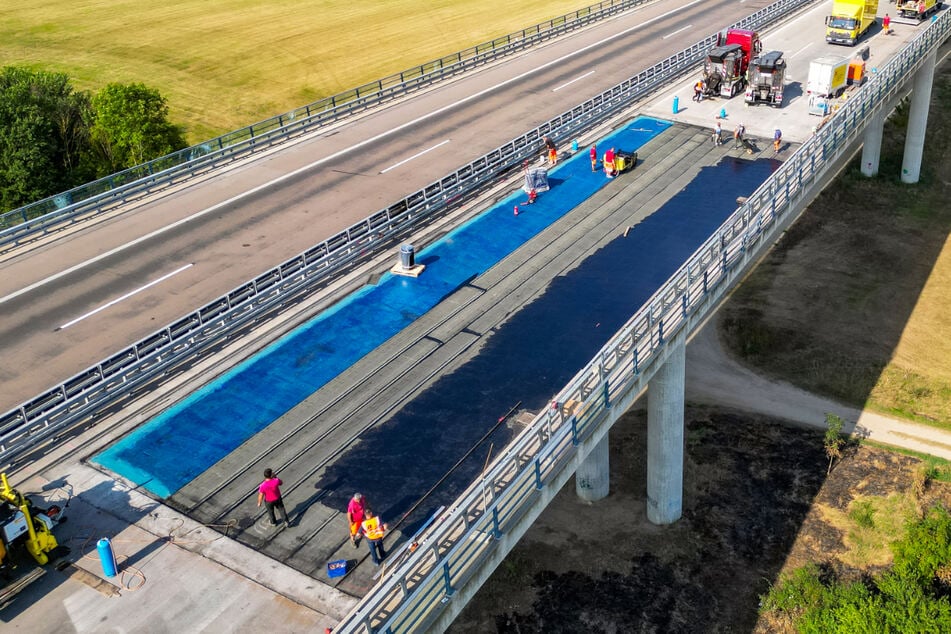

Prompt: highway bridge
[2,0,949,631]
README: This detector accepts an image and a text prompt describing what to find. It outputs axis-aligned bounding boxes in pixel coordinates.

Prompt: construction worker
[603,147,616,177]
[694,80,704,102]
[361,510,388,565]
[347,493,367,546]
[733,123,745,149]
[773,128,782,153]
[589,144,598,172]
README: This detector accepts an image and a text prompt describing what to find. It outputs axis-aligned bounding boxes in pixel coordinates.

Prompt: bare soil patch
[451,407,949,632]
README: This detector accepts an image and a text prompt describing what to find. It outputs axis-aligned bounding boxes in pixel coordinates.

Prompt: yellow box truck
[825,0,880,45]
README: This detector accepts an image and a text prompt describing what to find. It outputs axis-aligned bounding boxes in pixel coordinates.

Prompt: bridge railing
[0,0,657,253]
[335,11,951,633]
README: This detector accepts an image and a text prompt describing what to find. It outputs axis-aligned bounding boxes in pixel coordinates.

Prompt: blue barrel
[400,244,415,269]
[672,95,679,114]
[97,537,118,577]
[571,139,579,152]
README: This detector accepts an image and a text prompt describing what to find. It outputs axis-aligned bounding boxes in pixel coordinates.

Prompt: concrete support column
[901,51,936,184]
[861,108,885,177]
[646,338,685,525]
[575,435,609,502]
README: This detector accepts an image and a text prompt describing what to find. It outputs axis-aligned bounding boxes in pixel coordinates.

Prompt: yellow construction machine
[0,473,66,609]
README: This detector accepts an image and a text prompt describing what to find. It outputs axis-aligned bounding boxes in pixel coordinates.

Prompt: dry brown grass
[720,64,951,428]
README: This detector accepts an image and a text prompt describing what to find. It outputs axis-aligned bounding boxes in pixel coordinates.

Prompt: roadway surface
[0,0,777,413]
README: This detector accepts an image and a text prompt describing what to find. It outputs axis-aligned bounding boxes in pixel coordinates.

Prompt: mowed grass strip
[719,64,951,428]
[1,0,590,142]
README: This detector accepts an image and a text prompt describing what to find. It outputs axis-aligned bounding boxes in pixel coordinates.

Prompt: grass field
[719,64,951,428]
[0,0,590,142]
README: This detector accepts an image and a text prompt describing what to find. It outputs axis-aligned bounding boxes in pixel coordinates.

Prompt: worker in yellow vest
[361,510,388,565]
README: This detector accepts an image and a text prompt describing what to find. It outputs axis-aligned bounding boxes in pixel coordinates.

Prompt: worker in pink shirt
[257,468,289,527]
[347,493,367,546]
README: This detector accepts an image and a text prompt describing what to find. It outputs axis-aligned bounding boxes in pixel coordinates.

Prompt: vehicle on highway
[701,28,763,98]
[825,0,879,45]
[745,50,787,106]
[894,0,941,25]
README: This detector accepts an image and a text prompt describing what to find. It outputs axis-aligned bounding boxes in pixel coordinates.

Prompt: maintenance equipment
[745,51,787,107]
[825,0,879,45]
[701,29,763,98]
[893,0,941,25]
[807,56,850,115]
[0,473,66,609]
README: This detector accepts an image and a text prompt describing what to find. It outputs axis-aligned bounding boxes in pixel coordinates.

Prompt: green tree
[87,83,186,176]
[824,413,846,474]
[0,66,90,212]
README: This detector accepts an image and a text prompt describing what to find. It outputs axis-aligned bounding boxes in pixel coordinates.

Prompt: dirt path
[686,314,951,461]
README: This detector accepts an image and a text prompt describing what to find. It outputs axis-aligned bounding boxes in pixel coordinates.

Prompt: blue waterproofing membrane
[95,117,671,498]
[316,155,779,532]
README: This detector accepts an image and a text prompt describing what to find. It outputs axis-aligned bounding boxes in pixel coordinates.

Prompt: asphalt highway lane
[0,0,770,411]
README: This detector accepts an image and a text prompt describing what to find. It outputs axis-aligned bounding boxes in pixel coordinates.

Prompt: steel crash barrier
[335,13,951,634]
[0,0,814,468]
[0,0,657,252]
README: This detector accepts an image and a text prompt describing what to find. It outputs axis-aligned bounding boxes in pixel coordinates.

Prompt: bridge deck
[168,122,795,598]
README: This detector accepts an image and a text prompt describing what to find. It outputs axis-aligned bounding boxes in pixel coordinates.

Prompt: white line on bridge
[789,42,813,59]
[1,0,708,306]
[552,70,596,92]
[662,25,693,40]
[57,263,194,330]
[380,140,451,174]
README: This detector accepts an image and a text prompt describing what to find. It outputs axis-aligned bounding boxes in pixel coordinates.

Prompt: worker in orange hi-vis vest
[361,510,388,565]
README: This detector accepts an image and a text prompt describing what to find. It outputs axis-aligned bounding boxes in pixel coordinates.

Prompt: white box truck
[807,56,850,116]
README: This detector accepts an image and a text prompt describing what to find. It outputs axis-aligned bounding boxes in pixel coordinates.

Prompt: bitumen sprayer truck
[701,29,763,98]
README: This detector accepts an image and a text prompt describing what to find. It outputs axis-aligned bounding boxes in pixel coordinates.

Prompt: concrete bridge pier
[575,435,610,501]
[861,109,885,177]
[901,51,936,184]
[646,337,685,525]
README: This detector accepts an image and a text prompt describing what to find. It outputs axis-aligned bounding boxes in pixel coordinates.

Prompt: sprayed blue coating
[95,118,672,497]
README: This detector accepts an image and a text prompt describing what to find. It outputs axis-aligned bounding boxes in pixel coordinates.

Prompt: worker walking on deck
[257,468,289,527]
[361,510,388,565]
[733,123,745,149]
[590,144,598,171]
[347,493,367,547]
[544,136,558,165]
[773,128,782,153]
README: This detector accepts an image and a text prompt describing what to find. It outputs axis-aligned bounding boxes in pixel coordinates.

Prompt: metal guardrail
[335,11,951,634]
[0,0,655,252]
[3,0,807,468]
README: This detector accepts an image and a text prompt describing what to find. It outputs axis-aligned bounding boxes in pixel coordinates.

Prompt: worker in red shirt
[589,144,598,172]
[347,493,367,546]
[257,468,289,527]
[604,147,616,177]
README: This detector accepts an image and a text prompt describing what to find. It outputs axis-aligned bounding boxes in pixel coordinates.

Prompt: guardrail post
[702,269,708,294]
[569,415,579,446]
[657,319,665,345]
[491,507,502,538]
[442,561,456,597]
